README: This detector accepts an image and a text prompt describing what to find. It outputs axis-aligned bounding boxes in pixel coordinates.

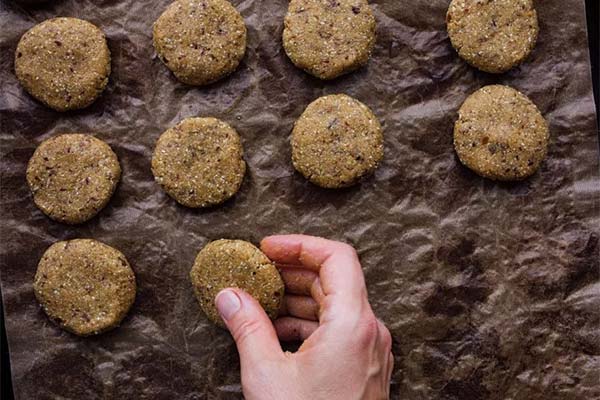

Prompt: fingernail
[216,290,241,321]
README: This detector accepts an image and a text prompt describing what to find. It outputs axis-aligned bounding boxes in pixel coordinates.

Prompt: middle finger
[279,266,318,296]
[280,294,319,321]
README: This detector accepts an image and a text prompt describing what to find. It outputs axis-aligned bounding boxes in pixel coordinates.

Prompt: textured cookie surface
[15,17,111,111]
[26,134,121,224]
[33,239,136,336]
[283,0,376,80]
[292,94,383,188]
[190,240,284,328]
[446,0,538,73]
[152,117,246,208]
[153,0,247,85]
[454,85,549,181]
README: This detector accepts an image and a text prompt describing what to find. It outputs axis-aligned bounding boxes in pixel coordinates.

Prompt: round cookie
[33,239,136,336]
[291,94,383,188]
[446,0,539,73]
[153,0,247,86]
[15,17,111,111]
[283,0,376,80]
[453,85,549,181]
[151,117,246,208]
[26,134,121,224]
[190,240,284,328]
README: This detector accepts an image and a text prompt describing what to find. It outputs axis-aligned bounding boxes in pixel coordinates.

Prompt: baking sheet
[1,0,599,398]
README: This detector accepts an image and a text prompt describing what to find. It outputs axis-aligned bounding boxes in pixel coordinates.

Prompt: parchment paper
[1,0,598,399]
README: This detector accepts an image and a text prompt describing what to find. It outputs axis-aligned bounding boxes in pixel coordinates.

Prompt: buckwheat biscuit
[26,134,121,224]
[153,0,247,85]
[446,0,538,73]
[454,85,549,181]
[152,117,246,208]
[15,17,111,111]
[291,94,383,188]
[33,239,136,336]
[190,239,284,328]
[283,0,376,80]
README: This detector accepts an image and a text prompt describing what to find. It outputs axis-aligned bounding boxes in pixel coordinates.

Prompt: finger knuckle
[339,242,358,257]
[232,318,262,346]
[356,315,379,344]
[379,321,393,351]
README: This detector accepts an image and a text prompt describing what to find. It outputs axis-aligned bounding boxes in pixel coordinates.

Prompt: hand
[215,235,393,400]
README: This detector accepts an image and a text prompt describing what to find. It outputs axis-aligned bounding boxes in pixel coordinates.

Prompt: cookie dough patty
[27,134,121,224]
[454,85,549,181]
[152,117,246,208]
[446,0,538,73]
[190,240,284,328]
[33,239,136,336]
[153,0,247,85]
[15,17,111,111]
[291,94,383,188]
[283,0,376,80]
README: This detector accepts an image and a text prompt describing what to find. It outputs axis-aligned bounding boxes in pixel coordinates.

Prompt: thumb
[216,288,283,367]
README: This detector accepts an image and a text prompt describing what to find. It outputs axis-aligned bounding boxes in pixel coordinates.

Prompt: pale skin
[215,234,394,400]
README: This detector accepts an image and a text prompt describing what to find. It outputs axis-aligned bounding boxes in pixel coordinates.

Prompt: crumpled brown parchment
[1,0,598,399]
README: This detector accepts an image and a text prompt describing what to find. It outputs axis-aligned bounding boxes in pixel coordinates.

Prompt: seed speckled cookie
[15,17,111,111]
[283,0,376,80]
[454,85,549,181]
[291,94,383,188]
[152,117,246,208]
[26,134,121,224]
[33,239,136,336]
[446,0,538,73]
[190,240,284,328]
[153,0,247,85]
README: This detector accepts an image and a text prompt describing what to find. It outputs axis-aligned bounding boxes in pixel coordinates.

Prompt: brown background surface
[1,0,599,399]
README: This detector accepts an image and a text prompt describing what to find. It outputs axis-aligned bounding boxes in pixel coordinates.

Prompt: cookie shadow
[288,171,369,212]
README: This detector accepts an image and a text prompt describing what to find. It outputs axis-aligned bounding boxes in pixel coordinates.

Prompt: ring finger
[280,294,319,321]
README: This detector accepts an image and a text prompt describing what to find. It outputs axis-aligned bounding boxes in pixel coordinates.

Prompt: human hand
[214,235,393,400]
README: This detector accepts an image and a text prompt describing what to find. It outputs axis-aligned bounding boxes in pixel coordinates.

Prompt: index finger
[260,235,367,302]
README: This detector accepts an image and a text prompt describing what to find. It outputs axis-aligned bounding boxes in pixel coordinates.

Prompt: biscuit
[153,0,247,85]
[291,94,383,188]
[26,134,121,224]
[283,0,376,80]
[446,0,538,73]
[190,240,284,328]
[15,17,111,111]
[33,239,136,336]
[151,117,246,208]
[453,85,549,181]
